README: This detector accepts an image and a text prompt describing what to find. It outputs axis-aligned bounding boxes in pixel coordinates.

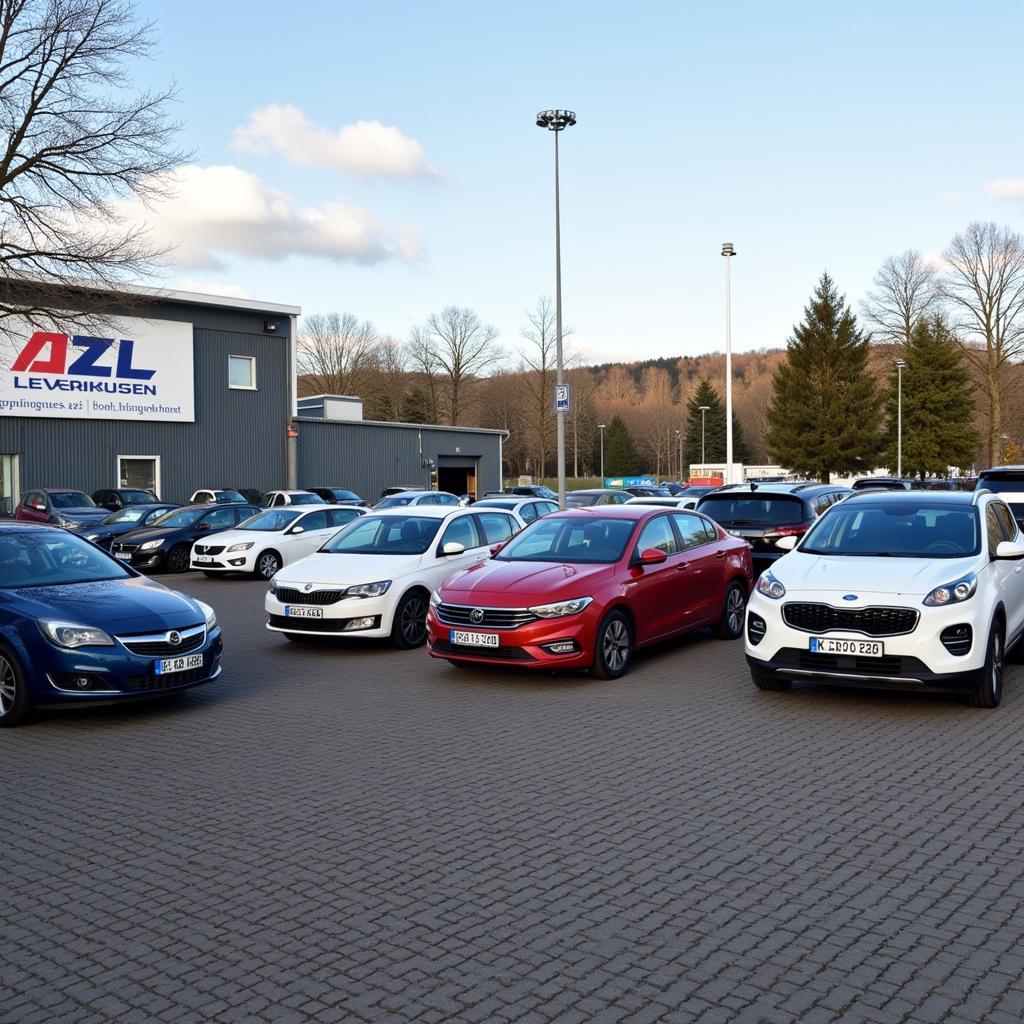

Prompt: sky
[134,0,1024,365]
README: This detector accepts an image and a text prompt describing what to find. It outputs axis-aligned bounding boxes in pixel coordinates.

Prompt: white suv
[745,489,1024,707]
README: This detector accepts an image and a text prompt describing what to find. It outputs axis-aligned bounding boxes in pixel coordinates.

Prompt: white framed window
[117,455,161,498]
[0,453,19,516]
[228,354,257,390]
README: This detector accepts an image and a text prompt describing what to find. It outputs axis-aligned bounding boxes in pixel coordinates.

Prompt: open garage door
[437,456,478,499]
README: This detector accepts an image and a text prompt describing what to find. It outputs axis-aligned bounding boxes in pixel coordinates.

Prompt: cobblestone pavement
[4,576,1024,1024]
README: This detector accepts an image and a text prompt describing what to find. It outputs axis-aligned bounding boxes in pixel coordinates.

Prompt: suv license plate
[115,552,132,560]
[285,606,323,618]
[155,653,204,675]
[809,637,884,657]
[450,630,499,648]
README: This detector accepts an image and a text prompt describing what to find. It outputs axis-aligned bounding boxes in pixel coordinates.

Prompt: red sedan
[426,506,753,678]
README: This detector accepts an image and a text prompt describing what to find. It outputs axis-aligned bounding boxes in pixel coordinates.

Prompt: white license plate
[450,630,499,648]
[155,653,204,675]
[115,551,132,560]
[193,555,213,563]
[809,637,884,657]
[285,606,323,618]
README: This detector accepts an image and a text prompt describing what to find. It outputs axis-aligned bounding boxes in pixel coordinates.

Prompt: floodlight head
[699,405,711,412]
[537,109,577,131]
[721,242,736,257]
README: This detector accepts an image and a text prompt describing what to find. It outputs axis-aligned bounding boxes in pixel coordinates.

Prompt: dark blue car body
[0,524,222,724]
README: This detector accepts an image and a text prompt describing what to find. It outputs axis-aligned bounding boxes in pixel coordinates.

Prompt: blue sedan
[0,524,223,726]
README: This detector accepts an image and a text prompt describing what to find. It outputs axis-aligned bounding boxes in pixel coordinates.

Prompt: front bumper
[28,628,224,708]
[265,592,393,638]
[192,548,257,573]
[745,589,986,692]
[111,546,166,571]
[426,606,598,669]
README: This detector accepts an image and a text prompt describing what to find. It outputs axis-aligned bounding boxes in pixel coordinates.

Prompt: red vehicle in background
[427,506,753,678]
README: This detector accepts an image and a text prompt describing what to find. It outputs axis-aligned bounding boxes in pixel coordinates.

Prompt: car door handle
[715,550,726,559]
[675,562,689,572]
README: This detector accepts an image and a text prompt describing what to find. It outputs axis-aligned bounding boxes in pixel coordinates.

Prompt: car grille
[782,603,918,637]
[268,614,349,632]
[124,666,210,691]
[432,639,536,661]
[274,587,344,606]
[194,544,225,556]
[797,651,905,675]
[112,542,138,555]
[116,625,206,657]
[436,603,538,629]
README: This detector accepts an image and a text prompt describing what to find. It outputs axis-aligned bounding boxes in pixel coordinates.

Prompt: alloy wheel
[992,630,1004,700]
[727,587,746,635]
[0,656,15,716]
[259,553,281,579]
[603,619,630,672]
[401,597,427,645]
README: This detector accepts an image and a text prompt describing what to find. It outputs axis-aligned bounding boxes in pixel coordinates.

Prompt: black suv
[851,477,914,492]
[92,487,160,511]
[696,482,851,564]
[975,466,1024,524]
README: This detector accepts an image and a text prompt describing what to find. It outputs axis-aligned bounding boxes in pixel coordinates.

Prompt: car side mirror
[288,526,304,535]
[196,522,212,531]
[775,535,799,551]
[441,541,465,556]
[995,540,1024,560]
[490,542,506,556]
[639,547,668,566]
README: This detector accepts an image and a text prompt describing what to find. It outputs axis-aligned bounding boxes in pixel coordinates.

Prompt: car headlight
[84,534,99,542]
[38,620,114,648]
[923,573,977,607]
[429,589,442,607]
[344,581,392,599]
[268,576,279,594]
[194,599,217,630]
[226,542,254,552]
[528,596,593,618]
[139,539,165,551]
[57,517,80,529]
[756,571,786,599]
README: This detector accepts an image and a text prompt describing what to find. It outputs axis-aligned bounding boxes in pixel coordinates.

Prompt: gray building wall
[296,418,504,500]
[0,295,292,505]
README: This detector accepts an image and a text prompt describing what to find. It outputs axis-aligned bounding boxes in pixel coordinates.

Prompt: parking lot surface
[4,576,1024,1024]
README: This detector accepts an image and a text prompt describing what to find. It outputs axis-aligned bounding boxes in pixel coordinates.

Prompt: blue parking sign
[554,384,571,412]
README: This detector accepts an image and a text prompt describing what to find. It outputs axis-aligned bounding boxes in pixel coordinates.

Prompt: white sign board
[554,383,571,412]
[0,316,195,422]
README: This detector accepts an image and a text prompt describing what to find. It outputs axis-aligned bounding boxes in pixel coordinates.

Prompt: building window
[228,355,256,389]
[0,454,19,516]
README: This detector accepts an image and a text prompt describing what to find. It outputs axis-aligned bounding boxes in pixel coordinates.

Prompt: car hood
[57,507,109,522]
[1,576,205,631]
[441,559,615,602]
[774,552,980,597]
[197,528,266,547]
[118,525,191,543]
[276,551,420,586]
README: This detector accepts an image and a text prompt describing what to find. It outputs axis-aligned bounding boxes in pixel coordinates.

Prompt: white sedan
[265,505,524,648]
[191,505,366,579]
[624,495,700,510]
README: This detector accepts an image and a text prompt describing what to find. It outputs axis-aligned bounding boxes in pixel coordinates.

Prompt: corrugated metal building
[0,283,505,510]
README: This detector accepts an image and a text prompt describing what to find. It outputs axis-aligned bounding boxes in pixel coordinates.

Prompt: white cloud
[233,105,434,179]
[175,279,254,300]
[986,178,1024,201]
[119,164,422,270]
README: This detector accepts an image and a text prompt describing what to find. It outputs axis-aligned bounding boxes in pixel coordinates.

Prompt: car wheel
[590,610,633,679]
[713,581,747,640]
[165,544,191,573]
[0,646,34,727]
[751,667,792,691]
[255,550,282,580]
[968,620,1004,708]
[391,590,428,649]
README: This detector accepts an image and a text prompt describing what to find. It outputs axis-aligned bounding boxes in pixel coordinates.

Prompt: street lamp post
[896,358,906,478]
[537,108,576,508]
[599,423,606,481]
[675,429,682,481]
[722,243,736,484]
[699,405,710,467]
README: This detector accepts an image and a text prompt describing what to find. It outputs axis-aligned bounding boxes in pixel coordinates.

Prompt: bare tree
[406,324,441,423]
[0,0,186,326]
[943,222,1024,465]
[862,249,940,346]
[371,335,408,421]
[420,306,499,424]
[297,313,378,397]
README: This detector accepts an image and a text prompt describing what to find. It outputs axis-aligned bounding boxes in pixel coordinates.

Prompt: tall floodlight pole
[599,423,606,481]
[722,243,736,484]
[537,108,576,508]
[699,405,710,466]
[896,358,906,478]
[675,429,682,480]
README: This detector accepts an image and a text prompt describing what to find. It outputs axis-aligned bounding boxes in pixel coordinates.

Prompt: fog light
[342,616,377,632]
[747,613,767,646]
[229,559,245,566]
[541,639,580,655]
[75,676,90,689]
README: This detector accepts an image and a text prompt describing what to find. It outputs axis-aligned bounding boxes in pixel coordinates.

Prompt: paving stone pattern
[3,577,1024,1024]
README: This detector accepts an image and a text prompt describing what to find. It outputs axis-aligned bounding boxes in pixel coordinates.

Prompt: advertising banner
[604,476,656,488]
[0,316,195,422]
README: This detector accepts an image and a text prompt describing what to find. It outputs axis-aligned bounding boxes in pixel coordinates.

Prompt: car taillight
[763,525,807,539]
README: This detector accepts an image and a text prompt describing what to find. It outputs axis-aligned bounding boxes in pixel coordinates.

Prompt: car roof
[980,466,1024,475]
[0,521,64,534]
[40,487,89,494]
[699,482,839,497]
[843,489,976,506]
[472,496,530,506]
[547,505,685,521]
[624,496,693,505]
[568,489,625,496]
[266,489,319,496]
[368,505,476,519]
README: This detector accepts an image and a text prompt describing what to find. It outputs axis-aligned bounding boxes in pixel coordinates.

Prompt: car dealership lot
[4,578,1024,1024]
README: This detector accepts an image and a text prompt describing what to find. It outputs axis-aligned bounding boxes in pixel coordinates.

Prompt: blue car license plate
[155,653,204,675]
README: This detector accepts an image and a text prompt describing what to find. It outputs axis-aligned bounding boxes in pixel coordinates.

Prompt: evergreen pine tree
[683,378,750,469]
[766,274,883,482]
[604,415,639,476]
[882,316,978,476]
[401,387,431,424]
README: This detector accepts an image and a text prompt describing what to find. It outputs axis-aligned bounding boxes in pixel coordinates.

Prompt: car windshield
[119,490,157,505]
[0,531,132,587]
[325,489,359,501]
[375,494,416,508]
[566,492,602,507]
[51,491,95,509]
[979,474,1024,494]
[289,493,324,505]
[213,490,245,502]
[150,508,206,528]
[496,516,635,564]
[800,500,980,558]
[320,515,442,555]
[239,509,302,531]
[698,494,804,526]
[105,507,152,524]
